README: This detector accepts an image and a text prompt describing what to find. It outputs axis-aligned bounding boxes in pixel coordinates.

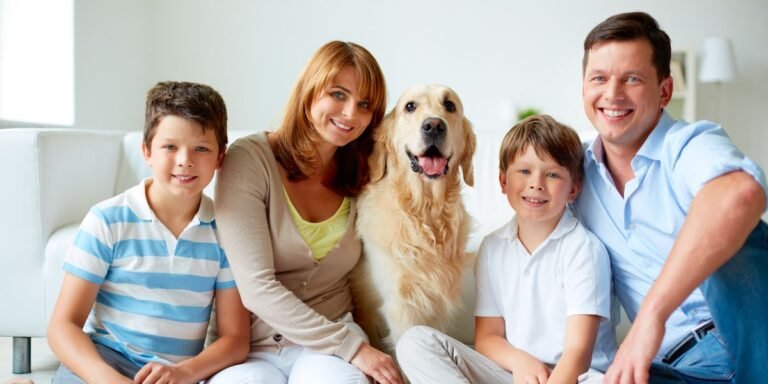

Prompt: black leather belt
[662,319,715,364]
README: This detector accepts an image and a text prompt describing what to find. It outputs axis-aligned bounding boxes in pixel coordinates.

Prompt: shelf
[668,49,696,121]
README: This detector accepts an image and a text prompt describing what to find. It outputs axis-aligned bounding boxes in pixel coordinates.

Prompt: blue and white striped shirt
[63,179,236,365]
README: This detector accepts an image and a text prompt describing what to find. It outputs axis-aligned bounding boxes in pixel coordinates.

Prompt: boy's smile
[142,115,223,205]
[500,145,579,233]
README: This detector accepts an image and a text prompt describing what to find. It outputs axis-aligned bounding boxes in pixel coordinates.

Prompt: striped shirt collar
[126,178,214,225]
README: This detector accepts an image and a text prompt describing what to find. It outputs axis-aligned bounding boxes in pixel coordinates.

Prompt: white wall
[76,0,767,146]
[75,0,151,132]
[74,0,768,212]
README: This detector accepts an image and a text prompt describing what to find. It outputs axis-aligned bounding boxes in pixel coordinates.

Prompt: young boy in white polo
[47,81,251,384]
[397,115,617,384]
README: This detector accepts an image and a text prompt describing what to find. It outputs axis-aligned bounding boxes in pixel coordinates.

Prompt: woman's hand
[350,343,403,384]
[133,362,195,384]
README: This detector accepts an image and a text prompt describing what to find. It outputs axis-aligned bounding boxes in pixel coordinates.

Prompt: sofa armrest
[0,128,125,336]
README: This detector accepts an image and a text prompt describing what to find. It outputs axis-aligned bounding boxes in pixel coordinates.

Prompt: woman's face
[309,66,374,150]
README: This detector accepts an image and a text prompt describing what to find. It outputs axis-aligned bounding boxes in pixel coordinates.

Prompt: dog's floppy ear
[368,110,395,183]
[460,116,476,187]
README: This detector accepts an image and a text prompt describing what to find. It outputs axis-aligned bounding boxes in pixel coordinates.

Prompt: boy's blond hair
[144,81,228,152]
[499,114,584,186]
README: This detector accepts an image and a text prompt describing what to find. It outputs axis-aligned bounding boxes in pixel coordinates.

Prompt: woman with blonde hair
[209,41,401,384]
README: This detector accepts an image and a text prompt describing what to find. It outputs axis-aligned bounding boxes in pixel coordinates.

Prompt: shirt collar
[126,178,156,221]
[585,136,605,167]
[549,207,579,240]
[636,110,675,161]
[126,178,214,224]
[500,207,579,243]
[586,110,675,166]
[197,194,215,224]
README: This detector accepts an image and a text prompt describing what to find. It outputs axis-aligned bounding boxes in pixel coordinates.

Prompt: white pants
[396,326,605,384]
[207,313,370,384]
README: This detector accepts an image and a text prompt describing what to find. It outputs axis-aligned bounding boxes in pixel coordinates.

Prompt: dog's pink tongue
[419,157,447,176]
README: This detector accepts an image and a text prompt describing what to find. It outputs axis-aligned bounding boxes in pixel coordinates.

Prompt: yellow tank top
[284,188,350,261]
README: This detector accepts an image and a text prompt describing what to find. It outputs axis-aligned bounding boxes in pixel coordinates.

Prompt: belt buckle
[661,319,714,364]
[691,319,714,342]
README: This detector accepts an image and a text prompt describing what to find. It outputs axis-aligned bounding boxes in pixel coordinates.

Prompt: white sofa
[0,129,223,372]
[0,127,626,373]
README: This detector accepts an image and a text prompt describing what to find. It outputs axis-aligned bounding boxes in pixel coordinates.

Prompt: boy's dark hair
[583,11,671,82]
[144,81,228,152]
[499,115,584,186]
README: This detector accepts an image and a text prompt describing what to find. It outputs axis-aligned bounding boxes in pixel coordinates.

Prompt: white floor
[0,337,57,384]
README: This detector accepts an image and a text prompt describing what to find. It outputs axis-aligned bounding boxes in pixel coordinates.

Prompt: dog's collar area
[406,147,450,178]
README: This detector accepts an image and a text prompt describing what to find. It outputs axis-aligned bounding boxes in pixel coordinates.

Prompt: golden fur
[353,84,476,348]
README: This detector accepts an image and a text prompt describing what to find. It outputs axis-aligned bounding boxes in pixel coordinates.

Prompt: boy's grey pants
[395,325,604,384]
[52,343,140,383]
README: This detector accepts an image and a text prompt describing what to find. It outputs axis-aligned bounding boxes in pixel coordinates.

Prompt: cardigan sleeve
[214,137,364,361]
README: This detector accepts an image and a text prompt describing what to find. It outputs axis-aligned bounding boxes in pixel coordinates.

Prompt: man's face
[582,39,672,154]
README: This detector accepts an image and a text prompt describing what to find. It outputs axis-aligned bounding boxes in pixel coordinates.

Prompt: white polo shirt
[475,208,617,372]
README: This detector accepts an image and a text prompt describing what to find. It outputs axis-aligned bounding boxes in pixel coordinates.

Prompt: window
[0,0,74,126]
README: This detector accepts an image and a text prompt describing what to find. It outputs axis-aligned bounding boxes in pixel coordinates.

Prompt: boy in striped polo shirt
[48,82,251,384]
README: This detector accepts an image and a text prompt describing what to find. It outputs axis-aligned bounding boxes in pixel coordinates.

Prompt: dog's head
[370,84,475,186]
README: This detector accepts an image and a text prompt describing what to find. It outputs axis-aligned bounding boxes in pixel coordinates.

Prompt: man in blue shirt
[575,12,768,383]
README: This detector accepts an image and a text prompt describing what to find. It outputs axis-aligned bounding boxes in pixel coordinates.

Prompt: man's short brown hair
[499,114,584,186]
[583,12,671,83]
[144,81,228,152]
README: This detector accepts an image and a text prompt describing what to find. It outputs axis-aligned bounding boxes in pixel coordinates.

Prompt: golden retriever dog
[353,84,476,348]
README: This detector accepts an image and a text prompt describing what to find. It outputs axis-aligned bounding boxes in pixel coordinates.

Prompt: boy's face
[582,39,672,154]
[499,145,579,230]
[142,115,223,203]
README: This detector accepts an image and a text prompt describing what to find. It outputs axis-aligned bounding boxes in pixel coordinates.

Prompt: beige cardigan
[214,132,365,362]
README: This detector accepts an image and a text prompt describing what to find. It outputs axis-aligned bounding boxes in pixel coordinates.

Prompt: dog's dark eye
[444,100,456,112]
[405,102,416,113]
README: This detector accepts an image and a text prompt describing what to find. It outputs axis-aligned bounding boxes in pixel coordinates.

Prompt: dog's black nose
[421,118,446,140]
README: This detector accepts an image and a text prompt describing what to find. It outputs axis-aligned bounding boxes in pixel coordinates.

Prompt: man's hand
[133,362,195,384]
[350,342,403,384]
[604,311,666,384]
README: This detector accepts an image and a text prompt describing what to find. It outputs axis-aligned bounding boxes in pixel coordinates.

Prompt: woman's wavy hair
[273,41,387,197]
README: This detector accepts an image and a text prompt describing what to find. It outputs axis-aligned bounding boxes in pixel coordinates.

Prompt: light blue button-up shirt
[575,110,768,357]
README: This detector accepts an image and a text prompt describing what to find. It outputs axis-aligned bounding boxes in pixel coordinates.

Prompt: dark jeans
[650,221,768,383]
[52,343,141,383]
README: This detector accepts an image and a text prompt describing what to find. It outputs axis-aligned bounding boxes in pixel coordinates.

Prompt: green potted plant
[517,107,541,121]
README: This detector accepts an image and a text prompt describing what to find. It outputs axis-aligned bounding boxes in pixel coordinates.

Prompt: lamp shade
[699,37,736,83]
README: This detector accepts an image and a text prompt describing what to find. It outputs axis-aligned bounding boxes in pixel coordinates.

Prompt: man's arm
[548,314,600,384]
[475,316,550,383]
[605,171,766,384]
[134,287,252,383]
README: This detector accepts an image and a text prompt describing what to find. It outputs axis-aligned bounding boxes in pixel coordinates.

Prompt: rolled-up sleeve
[669,121,768,211]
